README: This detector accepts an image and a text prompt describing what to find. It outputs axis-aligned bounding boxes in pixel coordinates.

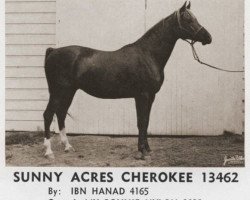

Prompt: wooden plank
[6,44,55,56]
[6,35,55,44]
[6,1,56,13]
[5,121,45,132]
[6,13,56,24]
[6,24,55,34]
[6,89,49,100]
[6,67,45,78]
[6,100,48,111]
[6,77,47,89]
[4,0,56,132]
[6,110,44,121]
[6,56,45,66]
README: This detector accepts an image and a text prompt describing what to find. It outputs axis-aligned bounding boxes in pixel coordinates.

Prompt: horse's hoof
[140,154,150,161]
[134,152,143,160]
[65,146,75,153]
[146,147,151,152]
[44,153,55,159]
[134,151,150,160]
[142,149,151,160]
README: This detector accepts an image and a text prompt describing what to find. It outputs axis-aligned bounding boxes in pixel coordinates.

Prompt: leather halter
[176,10,243,73]
[175,9,203,41]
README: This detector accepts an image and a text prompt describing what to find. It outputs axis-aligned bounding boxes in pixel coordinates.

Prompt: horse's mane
[135,13,175,45]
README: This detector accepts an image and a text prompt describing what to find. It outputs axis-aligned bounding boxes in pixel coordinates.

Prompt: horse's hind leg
[56,89,76,152]
[43,96,60,159]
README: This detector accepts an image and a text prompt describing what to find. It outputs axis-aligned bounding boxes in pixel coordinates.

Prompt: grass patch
[5,131,44,145]
[222,131,244,144]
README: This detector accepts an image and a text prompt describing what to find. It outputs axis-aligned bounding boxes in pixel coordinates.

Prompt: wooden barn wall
[6,0,244,136]
[5,0,56,131]
[57,0,244,136]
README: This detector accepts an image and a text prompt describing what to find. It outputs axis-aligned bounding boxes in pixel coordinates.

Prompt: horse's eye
[183,12,192,22]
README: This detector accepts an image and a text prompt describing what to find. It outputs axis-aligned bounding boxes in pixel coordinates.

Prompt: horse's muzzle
[196,27,212,45]
[201,28,212,45]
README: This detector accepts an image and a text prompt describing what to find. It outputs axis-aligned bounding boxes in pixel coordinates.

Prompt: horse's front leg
[135,93,155,158]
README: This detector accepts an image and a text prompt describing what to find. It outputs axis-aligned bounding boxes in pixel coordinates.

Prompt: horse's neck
[135,13,178,71]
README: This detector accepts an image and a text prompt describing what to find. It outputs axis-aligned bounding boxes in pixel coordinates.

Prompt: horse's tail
[44,47,55,94]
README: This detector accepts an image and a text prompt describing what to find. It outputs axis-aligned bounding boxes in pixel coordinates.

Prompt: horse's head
[176,1,212,45]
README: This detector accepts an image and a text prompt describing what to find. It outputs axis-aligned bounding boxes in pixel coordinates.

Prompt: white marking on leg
[59,128,74,152]
[44,138,54,158]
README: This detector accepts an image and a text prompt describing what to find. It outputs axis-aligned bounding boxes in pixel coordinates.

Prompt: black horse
[43,2,212,159]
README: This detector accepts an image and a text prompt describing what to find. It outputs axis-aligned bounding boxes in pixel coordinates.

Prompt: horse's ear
[186,1,191,9]
[180,1,187,13]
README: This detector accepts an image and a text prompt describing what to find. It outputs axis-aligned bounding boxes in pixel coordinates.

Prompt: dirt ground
[5,132,244,167]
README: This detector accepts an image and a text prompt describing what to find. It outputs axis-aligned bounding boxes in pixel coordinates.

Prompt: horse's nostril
[207,34,212,43]
[202,35,212,45]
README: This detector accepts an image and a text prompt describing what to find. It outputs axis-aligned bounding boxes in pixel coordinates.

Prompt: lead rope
[183,40,244,73]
